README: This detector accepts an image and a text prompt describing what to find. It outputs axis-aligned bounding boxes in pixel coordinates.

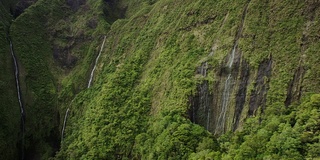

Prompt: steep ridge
[0,1,24,159]
[8,36,25,160]
[10,1,60,158]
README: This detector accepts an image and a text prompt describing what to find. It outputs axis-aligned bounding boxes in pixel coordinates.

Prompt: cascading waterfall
[61,36,106,141]
[87,35,106,88]
[215,44,236,134]
[8,36,25,160]
[214,0,250,134]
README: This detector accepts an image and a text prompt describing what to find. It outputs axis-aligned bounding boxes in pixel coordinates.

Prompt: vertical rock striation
[189,62,213,131]
[248,57,272,116]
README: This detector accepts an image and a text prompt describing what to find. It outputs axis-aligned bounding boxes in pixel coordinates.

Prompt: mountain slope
[1,0,320,159]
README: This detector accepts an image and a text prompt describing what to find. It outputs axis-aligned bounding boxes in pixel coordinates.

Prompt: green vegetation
[0,0,320,159]
[0,2,21,159]
[220,94,320,160]
[10,0,59,158]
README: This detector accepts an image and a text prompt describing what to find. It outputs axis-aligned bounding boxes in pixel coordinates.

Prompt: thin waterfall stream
[9,39,24,115]
[61,108,69,141]
[87,35,106,88]
[8,36,25,160]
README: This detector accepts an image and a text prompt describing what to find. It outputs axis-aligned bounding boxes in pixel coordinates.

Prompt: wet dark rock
[233,59,250,131]
[190,0,252,134]
[189,62,213,131]
[189,80,213,130]
[248,57,272,116]
[285,66,306,107]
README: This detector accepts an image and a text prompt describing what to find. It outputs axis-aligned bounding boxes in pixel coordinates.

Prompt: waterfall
[61,108,69,141]
[9,40,24,115]
[60,36,106,141]
[214,0,250,134]
[215,45,236,134]
[87,35,106,88]
[9,37,25,160]
[227,45,236,68]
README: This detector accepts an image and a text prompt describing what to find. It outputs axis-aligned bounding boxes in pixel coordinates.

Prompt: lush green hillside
[1,0,320,159]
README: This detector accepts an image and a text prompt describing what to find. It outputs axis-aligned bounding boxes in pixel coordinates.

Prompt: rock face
[248,58,272,116]
[233,58,250,131]
[188,0,315,135]
[190,50,273,134]
[190,0,253,134]
[190,48,253,134]
[189,62,213,130]
[3,0,320,159]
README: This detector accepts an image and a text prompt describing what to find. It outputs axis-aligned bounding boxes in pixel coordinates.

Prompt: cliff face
[189,0,320,136]
[1,0,320,159]
[0,1,22,159]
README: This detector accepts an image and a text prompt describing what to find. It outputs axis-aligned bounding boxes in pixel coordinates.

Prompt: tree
[265,123,302,160]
